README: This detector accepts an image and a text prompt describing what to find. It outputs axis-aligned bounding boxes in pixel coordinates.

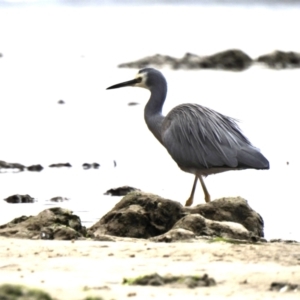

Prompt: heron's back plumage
[161,103,269,173]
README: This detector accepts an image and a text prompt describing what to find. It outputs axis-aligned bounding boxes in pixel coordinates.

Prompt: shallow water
[0,2,299,240]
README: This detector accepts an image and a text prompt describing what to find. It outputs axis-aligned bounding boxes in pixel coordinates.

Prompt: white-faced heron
[107,68,269,206]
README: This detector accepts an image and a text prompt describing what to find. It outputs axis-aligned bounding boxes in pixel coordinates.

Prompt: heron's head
[106,68,166,91]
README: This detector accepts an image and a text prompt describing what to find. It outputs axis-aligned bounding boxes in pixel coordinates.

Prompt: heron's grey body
[107,68,269,206]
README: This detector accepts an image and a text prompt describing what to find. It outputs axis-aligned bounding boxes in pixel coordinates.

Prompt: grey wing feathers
[161,104,269,170]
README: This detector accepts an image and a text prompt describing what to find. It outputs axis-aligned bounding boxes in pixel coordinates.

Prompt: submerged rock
[82,163,100,170]
[91,191,264,241]
[104,186,140,196]
[128,102,139,106]
[49,163,72,168]
[0,207,86,240]
[4,194,35,204]
[0,160,25,172]
[27,164,44,172]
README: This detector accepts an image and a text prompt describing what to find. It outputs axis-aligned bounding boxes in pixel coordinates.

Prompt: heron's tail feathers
[237,147,269,169]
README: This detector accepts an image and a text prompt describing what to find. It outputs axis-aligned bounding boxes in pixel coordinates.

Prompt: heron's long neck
[144,82,167,145]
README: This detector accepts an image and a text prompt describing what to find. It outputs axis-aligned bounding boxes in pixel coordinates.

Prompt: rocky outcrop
[151,214,258,242]
[0,207,86,240]
[89,192,183,238]
[90,191,264,241]
[186,197,264,237]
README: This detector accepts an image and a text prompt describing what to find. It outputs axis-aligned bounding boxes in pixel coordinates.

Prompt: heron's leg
[198,175,211,203]
[185,175,198,207]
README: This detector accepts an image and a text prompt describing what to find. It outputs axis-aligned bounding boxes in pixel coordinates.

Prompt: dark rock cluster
[118,49,300,71]
[4,194,35,204]
[49,163,72,168]
[82,163,100,170]
[89,191,264,242]
[0,191,264,242]
[256,50,300,69]
[0,160,107,172]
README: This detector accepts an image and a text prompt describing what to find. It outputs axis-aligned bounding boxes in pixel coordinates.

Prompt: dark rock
[4,194,35,204]
[49,163,72,168]
[58,99,65,104]
[48,196,69,202]
[113,160,117,167]
[270,282,299,292]
[123,273,216,288]
[128,102,139,106]
[92,162,100,169]
[83,163,91,169]
[256,50,300,69]
[0,284,54,300]
[27,164,43,172]
[199,49,252,71]
[185,197,264,237]
[83,163,100,170]
[91,192,263,241]
[0,207,86,240]
[0,160,25,172]
[104,186,140,196]
[269,239,299,244]
[89,191,184,238]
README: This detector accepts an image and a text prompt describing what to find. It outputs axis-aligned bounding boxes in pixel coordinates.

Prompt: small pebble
[127,292,137,297]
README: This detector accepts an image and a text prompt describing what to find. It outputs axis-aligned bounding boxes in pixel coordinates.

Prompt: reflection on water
[0,3,299,240]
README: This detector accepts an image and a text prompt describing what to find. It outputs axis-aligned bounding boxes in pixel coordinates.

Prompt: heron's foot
[185,197,193,207]
[205,194,211,203]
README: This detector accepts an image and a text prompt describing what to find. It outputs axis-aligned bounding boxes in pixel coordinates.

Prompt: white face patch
[134,73,148,89]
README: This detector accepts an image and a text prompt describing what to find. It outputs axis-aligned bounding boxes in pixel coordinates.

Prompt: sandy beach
[0,236,299,299]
